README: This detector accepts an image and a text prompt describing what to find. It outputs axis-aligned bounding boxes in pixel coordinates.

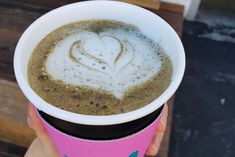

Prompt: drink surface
[28,20,172,115]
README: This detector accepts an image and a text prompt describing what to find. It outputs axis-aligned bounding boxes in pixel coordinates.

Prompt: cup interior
[14,1,185,125]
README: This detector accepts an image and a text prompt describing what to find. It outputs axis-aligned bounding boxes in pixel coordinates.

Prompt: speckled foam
[45,27,162,99]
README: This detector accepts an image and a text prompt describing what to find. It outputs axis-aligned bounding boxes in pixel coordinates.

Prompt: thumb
[27,103,59,151]
[27,103,48,142]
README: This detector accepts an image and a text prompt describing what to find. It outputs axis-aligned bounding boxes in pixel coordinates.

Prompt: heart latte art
[46,30,162,98]
[28,20,172,115]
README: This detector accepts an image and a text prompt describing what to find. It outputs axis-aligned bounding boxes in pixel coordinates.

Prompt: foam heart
[69,32,133,77]
[45,28,162,99]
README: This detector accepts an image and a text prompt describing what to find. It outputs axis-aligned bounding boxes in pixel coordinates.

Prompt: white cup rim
[14,1,185,125]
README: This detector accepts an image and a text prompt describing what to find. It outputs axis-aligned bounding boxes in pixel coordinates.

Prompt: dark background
[169,0,235,156]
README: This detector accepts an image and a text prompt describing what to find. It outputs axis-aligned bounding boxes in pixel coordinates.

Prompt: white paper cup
[14,1,185,157]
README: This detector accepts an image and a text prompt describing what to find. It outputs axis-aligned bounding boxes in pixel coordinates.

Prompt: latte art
[28,20,172,115]
[46,29,162,98]
[68,32,134,76]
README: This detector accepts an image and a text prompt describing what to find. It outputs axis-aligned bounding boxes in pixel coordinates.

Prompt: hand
[25,104,59,157]
[146,104,168,156]
[25,103,168,157]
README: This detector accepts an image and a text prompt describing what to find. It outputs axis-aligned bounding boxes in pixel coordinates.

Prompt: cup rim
[14,1,185,125]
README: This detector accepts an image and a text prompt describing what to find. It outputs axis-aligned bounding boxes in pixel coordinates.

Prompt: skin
[25,103,168,157]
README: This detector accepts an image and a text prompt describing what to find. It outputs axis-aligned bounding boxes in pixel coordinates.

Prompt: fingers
[27,103,47,136]
[146,131,165,156]
[146,104,168,156]
[27,103,60,157]
[27,103,53,145]
[156,104,168,132]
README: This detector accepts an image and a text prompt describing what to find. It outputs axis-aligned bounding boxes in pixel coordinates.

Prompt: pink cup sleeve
[36,107,164,157]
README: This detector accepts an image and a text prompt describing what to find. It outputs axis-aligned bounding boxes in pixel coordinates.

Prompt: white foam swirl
[45,29,162,98]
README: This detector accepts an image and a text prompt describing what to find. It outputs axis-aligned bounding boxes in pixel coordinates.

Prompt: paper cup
[14,1,185,157]
[36,106,164,157]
